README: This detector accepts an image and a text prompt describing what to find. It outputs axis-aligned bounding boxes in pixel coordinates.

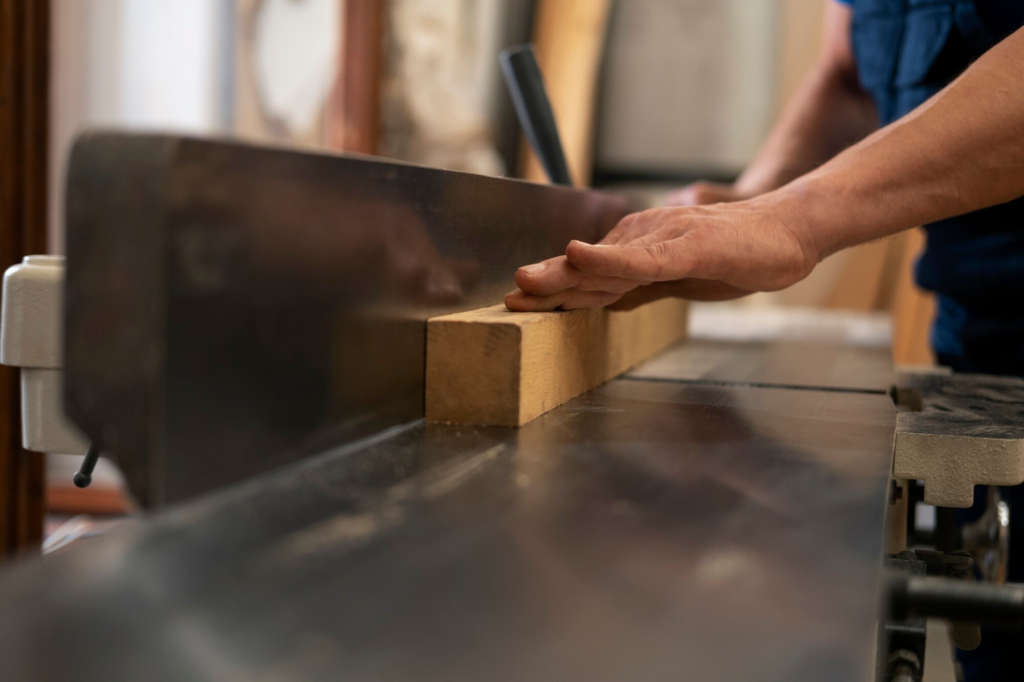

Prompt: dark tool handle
[889,575,1024,629]
[74,442,101,488]
[499,44,573,186]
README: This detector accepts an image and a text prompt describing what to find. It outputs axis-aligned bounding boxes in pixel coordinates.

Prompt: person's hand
[504,194,818,312]
[664,181,749,207]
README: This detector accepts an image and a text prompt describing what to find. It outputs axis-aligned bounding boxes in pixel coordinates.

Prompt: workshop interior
[0,1,1022,681]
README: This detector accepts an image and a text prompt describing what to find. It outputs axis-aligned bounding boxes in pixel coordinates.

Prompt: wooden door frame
[0,0,51,556]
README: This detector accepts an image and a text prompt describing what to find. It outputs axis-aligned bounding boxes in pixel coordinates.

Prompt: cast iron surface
[629,338,894,393]
[63,133,628,507]
[0,378,895,682]
[896,371,1024,440]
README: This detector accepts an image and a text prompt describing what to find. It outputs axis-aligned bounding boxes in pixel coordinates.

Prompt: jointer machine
[0,130,1022,682]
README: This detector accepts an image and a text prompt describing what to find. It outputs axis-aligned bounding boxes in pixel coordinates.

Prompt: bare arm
[798,25,1024,258]
[507,25,1024,311]
[668,2,876,205]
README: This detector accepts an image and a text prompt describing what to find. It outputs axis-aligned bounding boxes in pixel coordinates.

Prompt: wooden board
[427,299,688,426]
[520,0,612,186]
[890,228,936,366]
[327,0,384,154]
[0,0,49,556]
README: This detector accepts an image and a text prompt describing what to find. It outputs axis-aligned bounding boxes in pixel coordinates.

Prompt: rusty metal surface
[63,133,628,507]
[0,377,895,682]
[629,338,894,393]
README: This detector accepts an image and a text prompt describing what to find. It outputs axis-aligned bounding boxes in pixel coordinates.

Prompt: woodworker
[508,2,1024,680]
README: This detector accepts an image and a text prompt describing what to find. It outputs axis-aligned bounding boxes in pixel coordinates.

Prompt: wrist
[764,180,829,270]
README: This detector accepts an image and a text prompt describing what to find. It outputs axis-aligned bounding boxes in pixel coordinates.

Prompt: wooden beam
[0,0,50,557]
[890,228,936,366]
[327,0,385,154]
[427,299,688,426]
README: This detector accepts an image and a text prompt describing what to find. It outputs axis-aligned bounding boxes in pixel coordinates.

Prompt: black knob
[73,442,101,489]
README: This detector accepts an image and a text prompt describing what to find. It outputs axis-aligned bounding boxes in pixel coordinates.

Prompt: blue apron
[849,2,1024,679]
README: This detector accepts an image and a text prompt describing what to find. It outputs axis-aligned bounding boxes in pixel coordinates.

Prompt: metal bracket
[894,372,1024,508]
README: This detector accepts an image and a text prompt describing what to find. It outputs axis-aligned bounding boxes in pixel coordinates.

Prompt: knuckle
[642,242,669,279]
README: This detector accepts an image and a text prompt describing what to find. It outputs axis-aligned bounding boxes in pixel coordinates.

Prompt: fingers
[505,287,622,312]
[604,286,668,311]
[566,239,700,282]
[512,256,566,293]
[667,279,750,301]
[597,212,640,245]
[599,209,675,247]
[515,255,640,296]
[508,276,750,314]
[608,279,750,310]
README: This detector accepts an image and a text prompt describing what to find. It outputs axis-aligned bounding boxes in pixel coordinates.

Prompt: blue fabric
[848,0,1024,371]
[839,0,1024,39]
[940,354,1024,682]
[849,3,1024,679]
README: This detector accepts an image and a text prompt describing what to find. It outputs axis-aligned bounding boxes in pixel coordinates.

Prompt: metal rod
[73,442,101,488]
[889,575,1024,628]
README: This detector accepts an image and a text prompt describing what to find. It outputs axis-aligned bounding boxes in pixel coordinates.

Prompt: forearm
[787,26,1024,260]
[508,22,1024,312]
[736,63,877,196]
[732,3,877,197]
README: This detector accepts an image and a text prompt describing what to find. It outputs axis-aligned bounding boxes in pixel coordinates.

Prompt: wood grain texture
[0,0,49,556]
[890,228,936,366]
[427,298,688,426]
[327,0,384,153]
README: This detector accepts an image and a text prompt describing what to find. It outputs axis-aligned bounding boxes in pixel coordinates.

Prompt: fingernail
[521,262,547,275]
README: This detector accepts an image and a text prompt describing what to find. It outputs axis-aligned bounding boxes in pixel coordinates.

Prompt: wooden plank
[891,228,936,366]
[46,485,131,517]
[427,299,688,426]
[0,0,50,557]
[520,0,612,186]
[326,0,384,154]
[822,239,891,310]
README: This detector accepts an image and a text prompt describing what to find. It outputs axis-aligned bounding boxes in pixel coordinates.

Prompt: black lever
[888,574,1024,629]
[73,442,101,488]
[499,44,574,186]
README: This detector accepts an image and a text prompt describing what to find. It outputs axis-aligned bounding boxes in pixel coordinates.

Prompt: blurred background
[48,0,934,353]
[10,0,936,546]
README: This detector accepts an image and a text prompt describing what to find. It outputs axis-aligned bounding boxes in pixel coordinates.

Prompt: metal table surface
[63,134,630,508]
[629,338,894,394]
[0,375,895,682]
